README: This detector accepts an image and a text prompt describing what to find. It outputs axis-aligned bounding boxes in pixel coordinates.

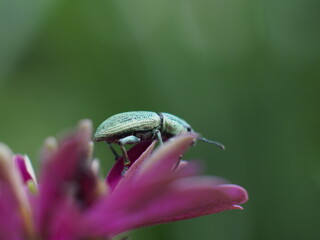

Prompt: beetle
[94,111,224,173]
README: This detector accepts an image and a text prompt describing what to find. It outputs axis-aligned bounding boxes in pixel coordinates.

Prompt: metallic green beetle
[94,111,224,172]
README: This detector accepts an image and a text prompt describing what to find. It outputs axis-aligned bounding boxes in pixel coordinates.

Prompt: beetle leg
[120,145,130,166]
[154,129,163,145]
[106,142,120,161]
[118,135,141,170]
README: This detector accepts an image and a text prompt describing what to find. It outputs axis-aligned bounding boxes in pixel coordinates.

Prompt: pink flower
[0,120,248,240]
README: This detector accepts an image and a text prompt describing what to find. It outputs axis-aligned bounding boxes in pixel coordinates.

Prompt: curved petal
[13,154,37,184]
[0,185,25,240]
[113,141,156,193]
[80,133,248,239]
[131,184,248,228]
[37,120,98,234]
[46,198,82,240]
[0,143,32,239]
[135,133,197,186]
[106,141,154,191]
[108,181,247,236]
[82,169,246,238]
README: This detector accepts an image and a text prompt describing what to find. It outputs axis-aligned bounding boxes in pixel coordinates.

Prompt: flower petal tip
[220,184,248,204]
[13,154,37,184]
[0,142,13,164]
[76,119,93,140]
[91,158,100,175]
[42,136,58,153]
[140,133,198,172]
[78,119,93,130]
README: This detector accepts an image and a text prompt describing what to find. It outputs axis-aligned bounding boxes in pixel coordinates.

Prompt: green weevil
[94,111,224,172]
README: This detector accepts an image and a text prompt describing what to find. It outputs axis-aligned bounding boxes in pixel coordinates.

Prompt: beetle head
[161,113,193,136]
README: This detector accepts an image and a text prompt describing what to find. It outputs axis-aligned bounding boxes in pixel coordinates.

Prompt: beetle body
[94,111,192,144]
[94,111,224,174]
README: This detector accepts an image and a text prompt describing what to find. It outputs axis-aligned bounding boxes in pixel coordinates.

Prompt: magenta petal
[113,141,157,193]
[110,183,247,236]
[134,184,248,228]
[0,185,24,240]
[83,173,247,238]
[37,139,82,234]
[14,155,34,184]
[0,120,248,239]
[106,141,154,190]
[37,121,97,235]
[46,199,82,240]
[137,133,197,182]
[77,133,248,239]
[0,143,31,240]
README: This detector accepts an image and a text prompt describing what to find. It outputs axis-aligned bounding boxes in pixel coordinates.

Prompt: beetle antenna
[198,137,225,150]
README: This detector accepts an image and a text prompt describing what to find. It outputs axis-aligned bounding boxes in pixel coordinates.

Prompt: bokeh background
[1,0,319,239]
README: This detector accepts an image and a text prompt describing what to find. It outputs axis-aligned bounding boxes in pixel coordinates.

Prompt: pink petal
[113,141,156,193]
[133,184,248,228]
[13,155,36,184]
[82,178,247,237]
[0,143,29,240]
[88,145,200,221]
[45,198,82,240]
[109,182,247,236]
[106,141,154,191]
[81,133,248,238]
[37,120,97,235]
[81,134,198,236]
[0,185,25,240]
[137,133,197,183]
[83,164,246,237]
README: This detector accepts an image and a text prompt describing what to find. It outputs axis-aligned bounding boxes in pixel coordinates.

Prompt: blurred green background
[1,0,319,239]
